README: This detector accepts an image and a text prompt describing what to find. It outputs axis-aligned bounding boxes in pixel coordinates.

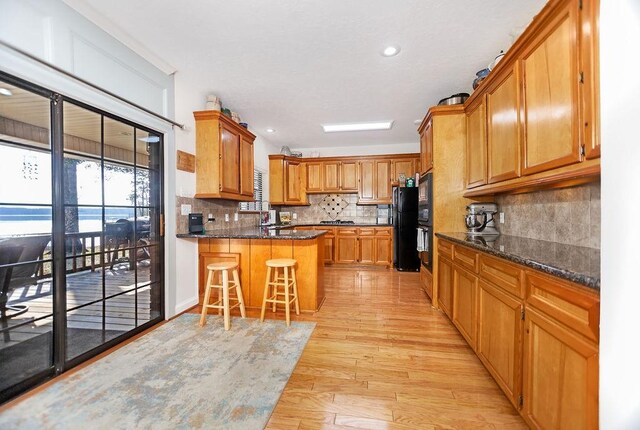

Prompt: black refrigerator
[392,187,420,271]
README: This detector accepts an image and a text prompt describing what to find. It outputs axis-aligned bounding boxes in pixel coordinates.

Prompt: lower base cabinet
[477,280,524,409]
[523,307,599,430]
[436,239,599,429]
[437,257,453,318]
[333,227,392,267]
[452,265,478,350]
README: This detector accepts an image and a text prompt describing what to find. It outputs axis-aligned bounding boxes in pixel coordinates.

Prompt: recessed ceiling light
[381,45,400,57]
[0,88,13,96]
[322,121,394,133]
[266,128,275,133]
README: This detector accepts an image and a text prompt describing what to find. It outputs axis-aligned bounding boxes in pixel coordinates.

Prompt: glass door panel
[0,79,55,395]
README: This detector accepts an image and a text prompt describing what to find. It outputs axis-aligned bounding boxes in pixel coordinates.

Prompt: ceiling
[68,0,545,149]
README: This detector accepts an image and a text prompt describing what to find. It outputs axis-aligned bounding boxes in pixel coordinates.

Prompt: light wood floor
[195,266,527,429]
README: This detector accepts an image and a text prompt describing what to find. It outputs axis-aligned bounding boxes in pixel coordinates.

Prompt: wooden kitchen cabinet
[331,227,393,267]
[466,97,488,189]
[375,160,392,202]
[522,307,598,429]
[320,227,335,264]
[335,229,358,264]
[391,158,417,185]
[358,161,375,202]
[194,111,255,200]
[453,265,478,350]
[477,280,524,409]
[358,160,391,204]
[374,228,392,267]
[522,1,580,175]
[487,64,521,183]
[340,161,359,191]
[437,256,454,318]
[358,236,375,265]
[323,161,341,191]
[305,162,323,192]
[269,155,308,205]
[239,135,254,197]
[419,118,433,174]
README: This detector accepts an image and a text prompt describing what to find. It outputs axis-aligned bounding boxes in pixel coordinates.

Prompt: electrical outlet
[499,212,505,224]
[292,213,297,220]
[224,213,230,222]
[181,204,191,215]
[234,213,239,222]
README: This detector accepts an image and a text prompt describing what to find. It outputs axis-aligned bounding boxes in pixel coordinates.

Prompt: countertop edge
[176,230,328,240]
[435,232,600,291]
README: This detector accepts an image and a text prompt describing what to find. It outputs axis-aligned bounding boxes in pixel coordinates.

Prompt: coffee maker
[464,203,499,235]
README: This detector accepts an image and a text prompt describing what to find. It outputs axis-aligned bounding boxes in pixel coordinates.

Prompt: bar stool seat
[199,261,246,330]
[260,258,300,326]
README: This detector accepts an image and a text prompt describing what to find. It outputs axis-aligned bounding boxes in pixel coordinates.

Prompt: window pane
[64,156,102,206]
[63,102,101,157]
[104,117,134,165]
[104,162,134,207]
[0,143,51,205]
[0,81,50,149]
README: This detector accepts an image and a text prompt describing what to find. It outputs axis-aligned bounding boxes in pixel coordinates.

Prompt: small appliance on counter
[188,213,204,234]
[279,211,291,225]
[465,202,499,236]
[393,187,420,272]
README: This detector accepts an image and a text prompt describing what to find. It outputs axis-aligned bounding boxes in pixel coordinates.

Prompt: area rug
[0,314,315,429]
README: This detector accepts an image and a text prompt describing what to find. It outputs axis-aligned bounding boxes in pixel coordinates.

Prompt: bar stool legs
[260,259,300,326]
[199,262,246,330]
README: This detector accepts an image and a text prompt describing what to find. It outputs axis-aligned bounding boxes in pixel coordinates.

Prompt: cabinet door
[306,162,323,192]
[453,265,478,349]
[323,161,341,191]
[358,236,375,264]
[422,120,433,173]
[374,230,392,267]
[335,234,358,264]
[340,161,358,191]
[466,98,488,188]
[375,160,392,203]
[477,280,523,409]
[580,0,600,160]
[239,136,254,196]
[522,2,581,175]
[487,65,521,183]
[323,233,335,264]
[285,161,302,203]
[219,123,240,194]
[358,161,375,202]
[437,257,453,318]
[391,159,415,185]
[522,307,598,430]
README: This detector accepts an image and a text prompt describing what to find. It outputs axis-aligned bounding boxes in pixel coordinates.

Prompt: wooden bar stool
[260,258,300,326]
[199,262,246,330]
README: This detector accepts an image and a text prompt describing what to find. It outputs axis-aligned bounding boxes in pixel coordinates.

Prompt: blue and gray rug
[0,314,315,429]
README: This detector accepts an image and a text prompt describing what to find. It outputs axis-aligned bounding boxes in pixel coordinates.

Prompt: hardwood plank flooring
[193,266,527,429]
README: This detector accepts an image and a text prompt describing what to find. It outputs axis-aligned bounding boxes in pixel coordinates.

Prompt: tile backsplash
[276,194,384,224]
[175,196,258,233]
[495,182,600,249]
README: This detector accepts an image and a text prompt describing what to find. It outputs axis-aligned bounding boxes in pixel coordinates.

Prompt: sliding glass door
[0,72,164,403]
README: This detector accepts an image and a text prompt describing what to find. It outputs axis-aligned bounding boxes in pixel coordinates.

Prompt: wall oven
[417,172,433,272]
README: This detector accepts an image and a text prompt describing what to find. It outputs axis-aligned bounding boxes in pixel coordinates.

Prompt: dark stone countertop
[436,232,600,291]
[177,227,327,240]
[273,223,393,229]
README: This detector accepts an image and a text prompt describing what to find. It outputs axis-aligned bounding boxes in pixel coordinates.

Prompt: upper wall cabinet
[305,160,360,193]
[359,160,392,204]
[269,155,308,205]
[194,111,255,201]
[466,97,488,189]
[487,64,521,183]
[418,119,433,175]
[460,0,600,197]
[521,1,580,175]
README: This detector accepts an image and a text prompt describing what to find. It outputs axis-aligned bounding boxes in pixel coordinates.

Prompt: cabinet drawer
[358,228,375,236]
[374,227,392,236]
[479,254,525,299]
[525,271,599,342]
[453,245,478,272]
[437,240,453,260]
[336,228,358,236]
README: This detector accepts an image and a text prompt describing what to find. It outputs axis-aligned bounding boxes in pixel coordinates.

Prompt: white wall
[599,1,640,428]
[172,71,279,314]
[292,142,419,158]
[0,0,180,318]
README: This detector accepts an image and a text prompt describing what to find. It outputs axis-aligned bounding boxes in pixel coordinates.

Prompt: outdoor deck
[1,261,153,351]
